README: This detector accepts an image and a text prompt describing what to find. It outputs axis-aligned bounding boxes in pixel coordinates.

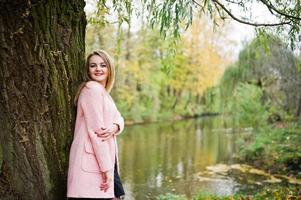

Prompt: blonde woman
[67,50,125,200]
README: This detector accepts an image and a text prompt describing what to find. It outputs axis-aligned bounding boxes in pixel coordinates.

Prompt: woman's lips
[95,73,103,76]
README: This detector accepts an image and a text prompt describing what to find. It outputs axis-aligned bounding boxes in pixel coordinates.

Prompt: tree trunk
[125,8,131,61]
[0,0,86,199]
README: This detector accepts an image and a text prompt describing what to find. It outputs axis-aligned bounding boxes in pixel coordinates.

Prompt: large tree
[0,0,86,199]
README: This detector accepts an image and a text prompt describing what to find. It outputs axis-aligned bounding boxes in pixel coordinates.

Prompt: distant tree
[219,35,301,117]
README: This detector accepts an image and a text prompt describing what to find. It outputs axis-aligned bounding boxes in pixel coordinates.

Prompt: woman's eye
[101,64,106,68]
[90,64,96,67]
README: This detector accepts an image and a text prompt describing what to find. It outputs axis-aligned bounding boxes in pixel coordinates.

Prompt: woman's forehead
[89,55,105,63]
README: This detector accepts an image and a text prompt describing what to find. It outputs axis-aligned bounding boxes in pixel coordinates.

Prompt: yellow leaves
[168,17,229,97]
[124,61,141,80]
[85,10,235,119]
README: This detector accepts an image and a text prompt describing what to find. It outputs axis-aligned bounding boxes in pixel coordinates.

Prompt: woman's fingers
[96,130,114,139]
[95,129,111,137]
[100,171,112,192]
[96,124,117,135]
[97,132,113,141]
[95,127,108,135]
[100,134,112,141]
[95,124,117,140]
[100,172,108,191]
[100,182,109,192]
[97,132,110,137]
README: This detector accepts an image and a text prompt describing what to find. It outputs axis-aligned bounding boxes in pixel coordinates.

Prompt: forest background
[86,1,301,199]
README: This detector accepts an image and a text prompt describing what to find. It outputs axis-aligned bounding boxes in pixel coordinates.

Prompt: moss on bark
[0,0,86,199]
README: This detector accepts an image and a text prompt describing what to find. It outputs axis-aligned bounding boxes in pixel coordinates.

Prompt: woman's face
[88,55,109,86]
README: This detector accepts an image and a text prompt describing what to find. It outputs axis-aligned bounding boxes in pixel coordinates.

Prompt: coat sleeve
[113,109,124,136]
[80,82,114,172]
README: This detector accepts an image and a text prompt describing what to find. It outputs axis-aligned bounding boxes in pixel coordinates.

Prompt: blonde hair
[74,50,115,105]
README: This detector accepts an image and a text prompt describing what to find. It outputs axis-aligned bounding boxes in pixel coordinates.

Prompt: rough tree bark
[0,0,86,199]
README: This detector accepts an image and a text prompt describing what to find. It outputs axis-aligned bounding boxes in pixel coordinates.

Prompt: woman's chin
[91,77,107,83]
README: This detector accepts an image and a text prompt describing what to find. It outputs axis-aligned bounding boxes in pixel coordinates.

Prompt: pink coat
[67,81,124,198]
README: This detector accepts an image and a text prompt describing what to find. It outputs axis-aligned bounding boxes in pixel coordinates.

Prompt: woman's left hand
[95,124,119,141]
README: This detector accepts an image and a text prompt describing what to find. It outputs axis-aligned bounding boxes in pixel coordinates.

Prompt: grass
[238,120,301,178]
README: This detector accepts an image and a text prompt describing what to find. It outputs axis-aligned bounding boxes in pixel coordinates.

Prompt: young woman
[67,50,125,200]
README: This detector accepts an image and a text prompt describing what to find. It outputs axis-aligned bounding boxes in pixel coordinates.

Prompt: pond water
[117,116,300,199]
[118,116,245,199]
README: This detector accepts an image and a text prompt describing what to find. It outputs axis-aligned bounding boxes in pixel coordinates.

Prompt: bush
[229,83,269,127]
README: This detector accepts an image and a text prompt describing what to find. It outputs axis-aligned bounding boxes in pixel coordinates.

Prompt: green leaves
[147,0,195,38]
[232,83,269,127]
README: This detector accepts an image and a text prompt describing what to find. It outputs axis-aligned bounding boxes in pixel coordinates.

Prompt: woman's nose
[95,65,102,70]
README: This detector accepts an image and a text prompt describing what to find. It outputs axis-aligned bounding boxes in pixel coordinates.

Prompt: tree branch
[259,0,301,21]
[192,0,206,12]
[214,1,226,20]
[192,0,202,7]
[223,0,244,6]
[209,0,291,27]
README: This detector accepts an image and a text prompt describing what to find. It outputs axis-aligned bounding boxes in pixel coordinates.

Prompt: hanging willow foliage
[95,0,301,49]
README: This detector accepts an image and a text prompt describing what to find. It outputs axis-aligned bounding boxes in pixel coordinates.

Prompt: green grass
[239,120,301,178]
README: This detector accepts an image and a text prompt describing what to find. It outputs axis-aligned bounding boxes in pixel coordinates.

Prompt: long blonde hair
[74,50,115,106]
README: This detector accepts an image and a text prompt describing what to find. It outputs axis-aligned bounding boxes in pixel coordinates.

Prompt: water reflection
[118,116,239,199]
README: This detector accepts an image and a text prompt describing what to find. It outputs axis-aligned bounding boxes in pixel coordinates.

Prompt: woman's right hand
[95,124,119,141]
[100,171,112,192]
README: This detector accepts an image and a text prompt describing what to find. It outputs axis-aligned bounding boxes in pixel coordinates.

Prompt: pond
[118,116,243,199]
[117,116,300,199]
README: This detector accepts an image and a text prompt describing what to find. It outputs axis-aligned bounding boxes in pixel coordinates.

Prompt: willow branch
[210,0,291,27]
[192,0,202,7]
[192,0,206,12]
[214,1,226,20]
[259,0,301,21]
[223,0,243,6]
